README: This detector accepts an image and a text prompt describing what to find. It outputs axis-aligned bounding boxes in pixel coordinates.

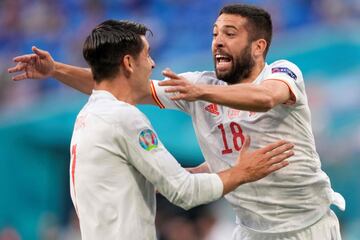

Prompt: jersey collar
[252,63,269,85]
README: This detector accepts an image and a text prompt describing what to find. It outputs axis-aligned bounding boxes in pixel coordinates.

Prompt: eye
[212,33,218,38]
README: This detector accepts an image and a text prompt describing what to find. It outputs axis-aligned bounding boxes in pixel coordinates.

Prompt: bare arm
[160,69,292,112]
[196,80,291,112]
[8,46,94,94]
[8,46,158,103]
[52,62,94,94]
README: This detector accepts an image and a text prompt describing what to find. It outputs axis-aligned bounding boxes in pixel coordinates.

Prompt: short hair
[83,20,151,82]
[219,4,272,57]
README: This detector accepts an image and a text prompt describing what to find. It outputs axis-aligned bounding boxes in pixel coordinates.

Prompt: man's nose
[213,35,224,48]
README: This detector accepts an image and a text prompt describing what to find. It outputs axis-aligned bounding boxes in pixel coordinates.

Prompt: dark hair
[219,4,272,57]
[83,20,151,82]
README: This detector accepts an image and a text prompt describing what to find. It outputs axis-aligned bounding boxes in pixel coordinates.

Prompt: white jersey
[151,60,345,233]
[69,90,223,240]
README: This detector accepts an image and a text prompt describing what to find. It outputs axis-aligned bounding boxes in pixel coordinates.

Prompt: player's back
[69,90,157,240]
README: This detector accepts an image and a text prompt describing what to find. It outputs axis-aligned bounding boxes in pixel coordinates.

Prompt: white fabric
[151,59,345,233]
[232,209,341,240]
[69,90,223,240]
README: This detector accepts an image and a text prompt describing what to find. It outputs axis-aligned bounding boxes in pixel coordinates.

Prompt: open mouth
[215,54,232,72]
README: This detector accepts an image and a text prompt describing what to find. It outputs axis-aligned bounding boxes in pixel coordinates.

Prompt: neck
[94,76,141,105]
[240,61,265,84]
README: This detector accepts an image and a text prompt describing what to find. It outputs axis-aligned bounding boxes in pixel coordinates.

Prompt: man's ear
[122,55,134,77]
[252,39,267,59]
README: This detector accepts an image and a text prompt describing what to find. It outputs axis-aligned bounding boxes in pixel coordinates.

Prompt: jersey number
[218,122,245,155]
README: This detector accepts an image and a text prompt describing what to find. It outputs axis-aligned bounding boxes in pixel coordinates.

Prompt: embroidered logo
[139,129,158,151]
[271,67,297,80]
[228,109,241,119]
[205,103,220,116]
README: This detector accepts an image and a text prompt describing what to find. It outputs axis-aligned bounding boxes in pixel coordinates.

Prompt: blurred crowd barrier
[0,0,359,239]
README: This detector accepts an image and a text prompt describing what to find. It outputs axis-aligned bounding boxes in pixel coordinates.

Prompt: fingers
[164,86,184,100]
[240,135,250,153]
[8,63,30,81]
[170,93,186,101]
[32,46,49,58]
[267,161,289,173]
[8,62,26,74]
[164,86,183,93]
[159,79,181,87]
[267,151,294,165]
[12,73,29,81]
[259,140,291,154]
[13,54,37,63]
[11,46,47,63]
[265,143,294,159]
[162,68,181,80]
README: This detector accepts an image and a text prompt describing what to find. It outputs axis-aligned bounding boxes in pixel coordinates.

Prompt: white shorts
[232,209,341,240]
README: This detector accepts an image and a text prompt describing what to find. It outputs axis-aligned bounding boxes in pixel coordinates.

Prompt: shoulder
[116,105,150,128]
[88,98,148,127]
[271,59,301,69]
[267,59,303,81]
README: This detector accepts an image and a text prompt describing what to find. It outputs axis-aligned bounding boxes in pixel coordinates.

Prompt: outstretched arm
[128,130,293,210]
[52,62,94,94]
[8,46,157,104]
[160,69,292,112]
[8,46,94,94]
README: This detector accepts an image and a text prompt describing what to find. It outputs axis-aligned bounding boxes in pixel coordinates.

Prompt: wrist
[196,85,206,100]
[198,85,213,101]
[50,61,60,77]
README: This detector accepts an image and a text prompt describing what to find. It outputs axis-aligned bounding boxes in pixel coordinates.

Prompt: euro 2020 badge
[139,129,158,151]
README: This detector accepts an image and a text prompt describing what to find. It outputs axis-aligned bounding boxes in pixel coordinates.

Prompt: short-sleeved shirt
[151,60,345,233]
[69,90,223,240]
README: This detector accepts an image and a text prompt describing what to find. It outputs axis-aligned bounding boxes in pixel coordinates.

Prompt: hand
[8,46,55,81]
[234,136,293,184]
[159,68,203,101]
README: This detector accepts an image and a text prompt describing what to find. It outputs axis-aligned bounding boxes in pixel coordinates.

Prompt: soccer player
[8,4,344,240]
[156,5,346,240]
[50,20,293,239]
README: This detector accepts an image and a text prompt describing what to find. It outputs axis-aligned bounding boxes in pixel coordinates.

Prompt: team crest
[205,103,220,116]
[139,129,158,151]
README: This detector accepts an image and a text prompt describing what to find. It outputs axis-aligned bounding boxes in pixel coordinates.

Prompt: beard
[214,43,255,85]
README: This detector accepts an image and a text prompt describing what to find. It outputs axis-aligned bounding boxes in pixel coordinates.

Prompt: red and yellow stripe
[150,80,165,108]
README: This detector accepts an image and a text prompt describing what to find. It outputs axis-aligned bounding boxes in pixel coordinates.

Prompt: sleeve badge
[271,67,297,80]
[139,129,159,151]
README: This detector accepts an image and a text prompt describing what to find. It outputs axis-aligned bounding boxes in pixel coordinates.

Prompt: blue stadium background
[0,0,359,239]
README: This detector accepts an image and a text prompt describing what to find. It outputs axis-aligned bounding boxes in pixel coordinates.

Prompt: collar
[252,63,269,84]
[91,89,118,101]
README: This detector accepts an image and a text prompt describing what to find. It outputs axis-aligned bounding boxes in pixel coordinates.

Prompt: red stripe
[150,81,165,108]
[71,144,79,214]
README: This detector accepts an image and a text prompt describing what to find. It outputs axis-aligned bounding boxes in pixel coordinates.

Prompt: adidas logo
[205,104,220,116]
